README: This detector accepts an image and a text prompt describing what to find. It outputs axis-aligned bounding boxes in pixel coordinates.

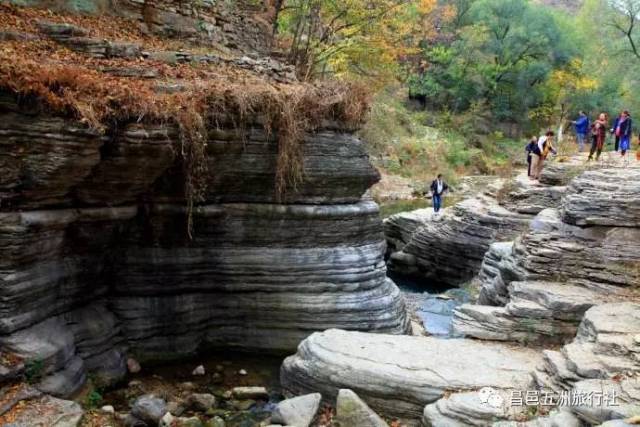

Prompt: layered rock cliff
[0,2,409,401]
[384,165,571,287]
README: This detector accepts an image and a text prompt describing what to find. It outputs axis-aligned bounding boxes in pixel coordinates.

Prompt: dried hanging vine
[0,58,370,237]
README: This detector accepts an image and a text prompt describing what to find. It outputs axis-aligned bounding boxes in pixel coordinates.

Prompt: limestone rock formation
[385,194,531,286]
[533,303,640,391]
[0,56,407,398]
[453,168,640,345]
[383,158,586,288]
[562,168,640,227]
[280,329,541,423]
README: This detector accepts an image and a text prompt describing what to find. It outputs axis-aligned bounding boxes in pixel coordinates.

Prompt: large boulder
[280,329,541,423]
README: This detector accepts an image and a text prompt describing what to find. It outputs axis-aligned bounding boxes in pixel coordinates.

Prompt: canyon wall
[0,92,409,397]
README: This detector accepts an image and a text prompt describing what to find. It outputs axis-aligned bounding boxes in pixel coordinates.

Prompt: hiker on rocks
[588,113,608,161]
[615,110,633,163]
[525,137,538,177]
[430,174,449,213]
[572,111,589,152]
[611,111,623,152]
[530,131,556,181]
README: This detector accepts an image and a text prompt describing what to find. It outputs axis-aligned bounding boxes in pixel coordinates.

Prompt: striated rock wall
[0,94,409,397]
[453,167,640,345]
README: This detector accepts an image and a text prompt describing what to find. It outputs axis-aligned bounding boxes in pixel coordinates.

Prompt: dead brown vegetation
[0,5,370,235]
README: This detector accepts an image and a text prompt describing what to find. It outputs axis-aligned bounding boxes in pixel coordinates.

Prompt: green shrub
[24,359,44,384]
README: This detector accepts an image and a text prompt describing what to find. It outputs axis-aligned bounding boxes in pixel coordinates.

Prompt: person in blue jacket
[572,111,590,152]
[615,110,633,162]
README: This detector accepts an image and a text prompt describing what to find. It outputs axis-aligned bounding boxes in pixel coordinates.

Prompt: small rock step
[453,281,608,345]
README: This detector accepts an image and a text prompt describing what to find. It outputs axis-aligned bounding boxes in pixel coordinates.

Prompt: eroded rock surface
[280,329,541,423]
[454,168,640,345]
[385,194,531,286]
[0,94,408,397]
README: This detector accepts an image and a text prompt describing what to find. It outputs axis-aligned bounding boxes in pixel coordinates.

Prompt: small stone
[131,394,167,425]
[187,393,217,411]
[222,390,233,399]
[238,369,247,376]
[211,373,223,384]
[180,381,197,391]
[205,416,226,427]
[100,405,115,414]
[336,389,388,427]
[127,358,141,374]
[271,393,321,427]
[192,365,206,376]
[230,399,255,411]
[159,412,175,427]
[167,400,186,416]
[128,380,142,388]
[232,386,269,400]
[215,365,224,372]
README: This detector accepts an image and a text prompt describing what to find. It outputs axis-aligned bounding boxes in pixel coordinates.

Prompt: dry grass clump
[0,3,167,49]
[0,40,369,234]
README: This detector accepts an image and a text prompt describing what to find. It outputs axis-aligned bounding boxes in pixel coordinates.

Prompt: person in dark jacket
[616,110,633,162]
[430,174,449,213]
[572,111,589,152]
[525,137,537,177]
[588,113,608,161]
[611,112,623,151]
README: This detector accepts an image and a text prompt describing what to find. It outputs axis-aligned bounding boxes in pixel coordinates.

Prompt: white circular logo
[478,387,504,409]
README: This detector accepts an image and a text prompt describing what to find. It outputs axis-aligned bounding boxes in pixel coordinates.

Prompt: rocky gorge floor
[279,153,640,426]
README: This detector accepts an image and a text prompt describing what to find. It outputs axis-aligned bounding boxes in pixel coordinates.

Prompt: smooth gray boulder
[271,393,322,427]
[131,394,168,425]
[281,329,541,422]
[335,389,388,427]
